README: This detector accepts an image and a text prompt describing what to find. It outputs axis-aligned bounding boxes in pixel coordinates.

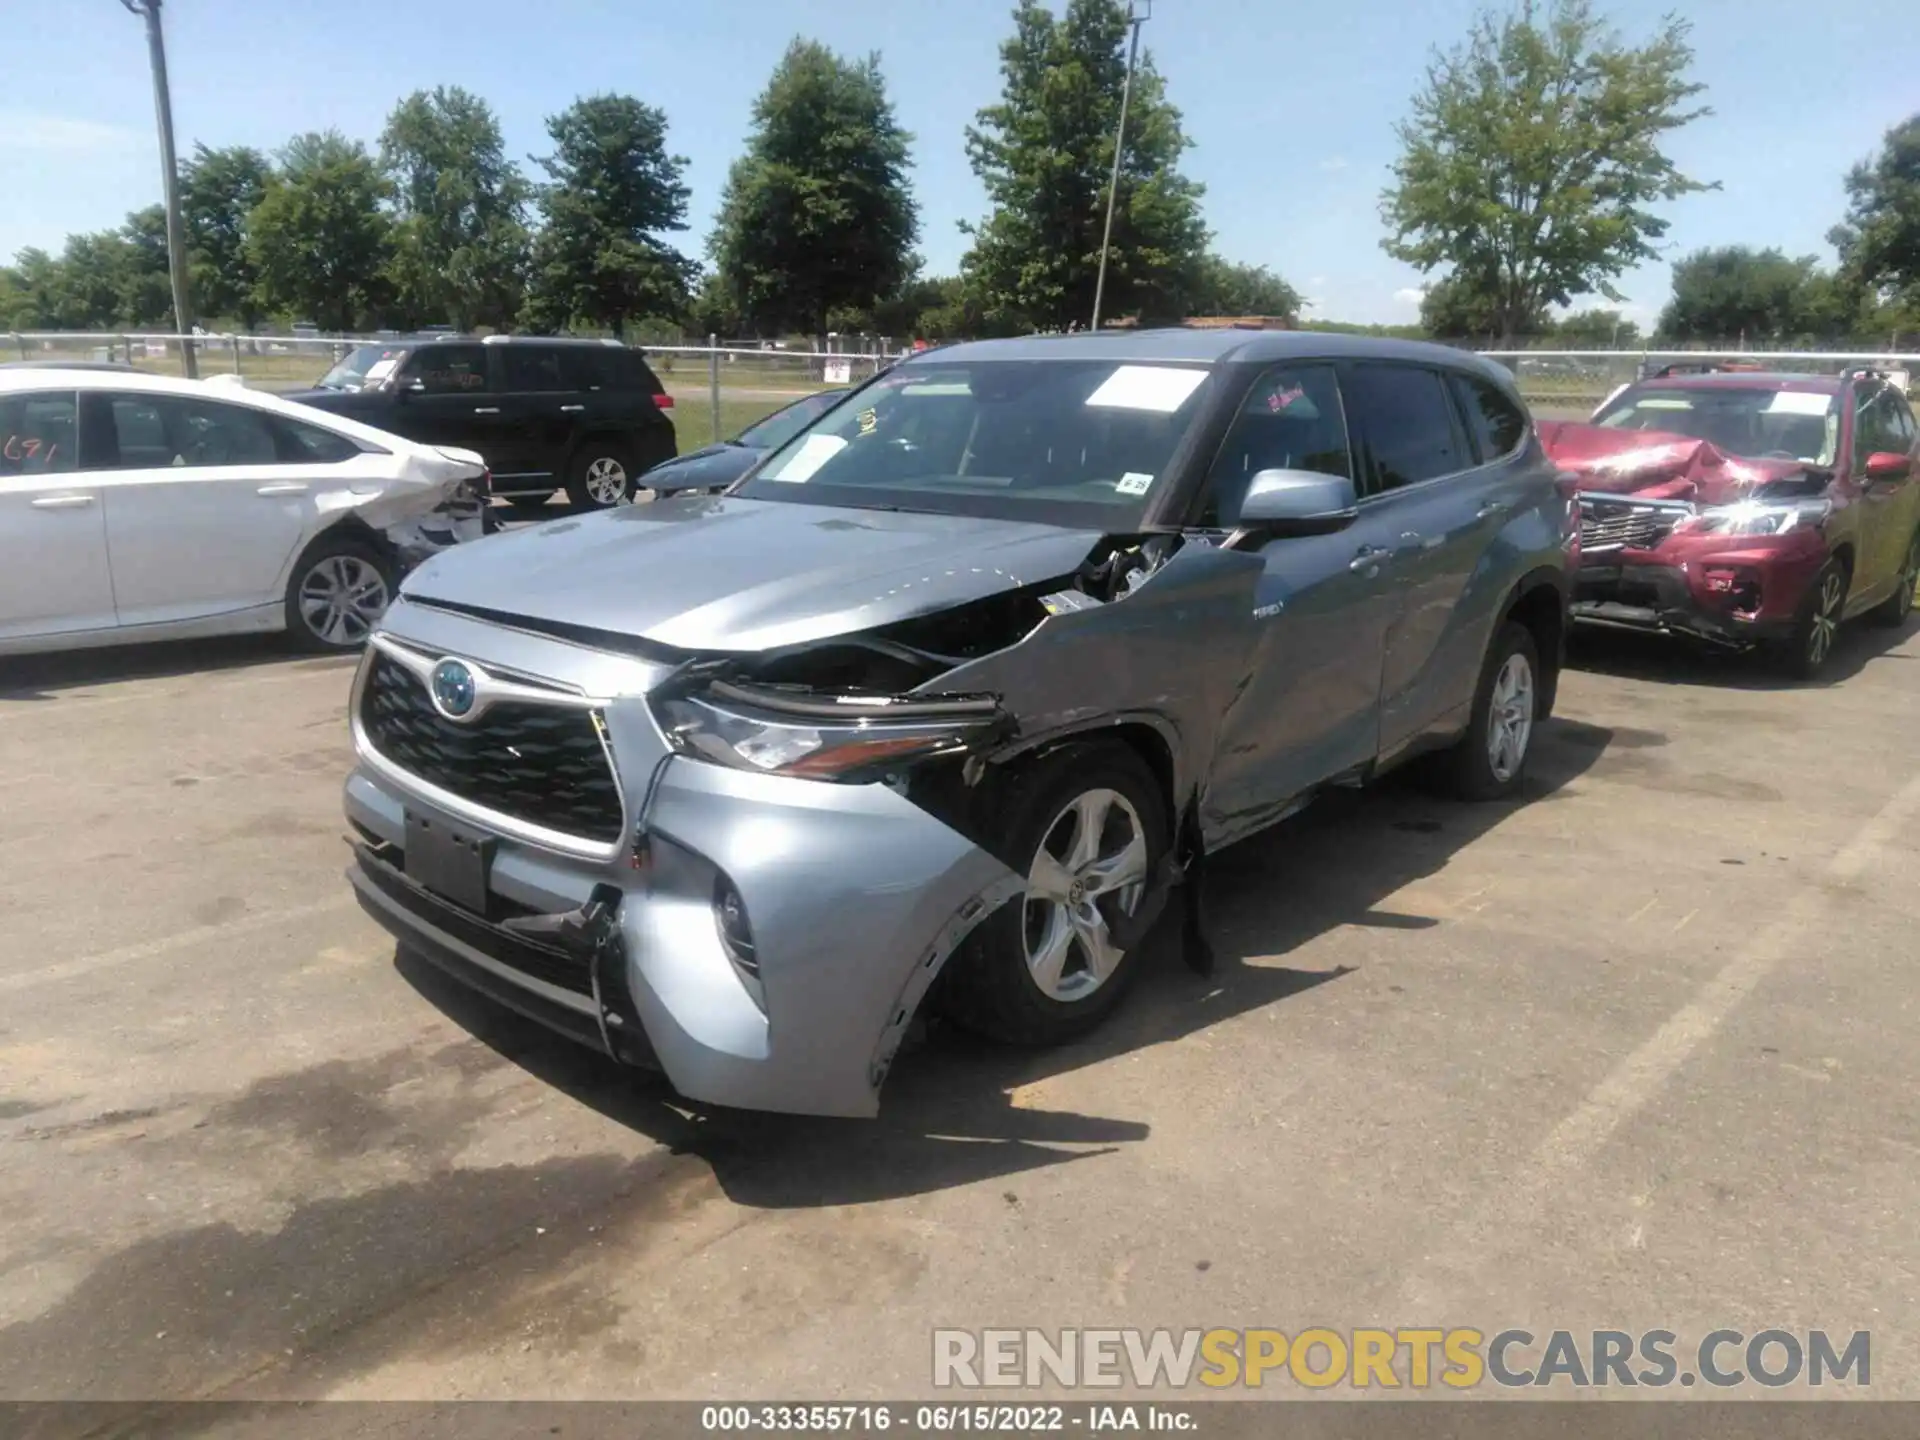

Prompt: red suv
[1539,365,1920,676]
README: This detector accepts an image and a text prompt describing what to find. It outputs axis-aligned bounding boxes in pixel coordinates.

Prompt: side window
[404,345,489,395]
[502,345,567,393]
[0,391,79,476]
[556,346,618,392]
[272,415,363,464]
[104,395,278,469]
[1449,373,1528,463]
[1854,390,1905,467]
[1197,364,1350,528]
[1346,365,1466,492]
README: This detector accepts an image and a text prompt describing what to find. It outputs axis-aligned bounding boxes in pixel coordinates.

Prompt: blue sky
[1,0,1912,326]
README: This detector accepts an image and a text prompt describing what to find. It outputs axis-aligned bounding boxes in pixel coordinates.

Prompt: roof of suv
[376,334,635,350]
[1635,371,1846,393]
[920,327,1520,385]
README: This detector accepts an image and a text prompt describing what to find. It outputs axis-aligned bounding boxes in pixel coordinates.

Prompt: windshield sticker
[1767,391,1833,416]
[1636,398,1693,409]
[858,408,877,437]
[364,358,397,382]
[767,433,847,482]
[1085,365,1208,414]
[1116,471,1155,495]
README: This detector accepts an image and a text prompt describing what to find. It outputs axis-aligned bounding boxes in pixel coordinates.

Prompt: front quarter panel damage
[913,541,1267,820]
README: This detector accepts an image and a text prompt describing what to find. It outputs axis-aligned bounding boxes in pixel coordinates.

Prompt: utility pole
[121,0,198,377]
[1090,1,1147,334]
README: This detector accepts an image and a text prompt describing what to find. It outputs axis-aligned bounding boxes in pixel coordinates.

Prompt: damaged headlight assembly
[1675,497,1831,538]
[653,680,1006,783]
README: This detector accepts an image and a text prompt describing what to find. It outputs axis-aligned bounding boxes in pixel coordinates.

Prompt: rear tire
[565,442,634,509]
[938,743,1169,1047]
[1437,621,1541,801]
[1869,531,1919,628]
[1775,558,1849,679]
[285,533,395,653]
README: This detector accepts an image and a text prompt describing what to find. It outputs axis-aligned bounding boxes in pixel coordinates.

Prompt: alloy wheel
[297,555,389,648]
[1022,788,1150,1003]
[584,456,628,506]
[1806,570,1845,668]
[1485,651,1535,784]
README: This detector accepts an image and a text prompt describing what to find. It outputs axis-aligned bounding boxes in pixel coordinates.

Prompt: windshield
[735,389,847,450]
[1593,385,1839,467]
[315,344,408,392]
[736,359,1215,524]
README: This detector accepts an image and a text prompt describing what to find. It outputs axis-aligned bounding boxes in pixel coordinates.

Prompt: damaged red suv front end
[1540,420,1836,646]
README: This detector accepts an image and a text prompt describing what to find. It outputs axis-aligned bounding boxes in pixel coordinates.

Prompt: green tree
[1550,307,1641,347]
[119,206,176,326]
[180,143,271,329]
[1657,246,1857,344]
[525,95,697,336]
[2,249,69,329]
[710,40,918,336]
[247,131,395,332]
[1190,256,1301,320]
[1418,268,1548,341]
[379,86,531,330]
[1382,0,1712,344]
[963,0,1208,331]
[1831,113,1920,318]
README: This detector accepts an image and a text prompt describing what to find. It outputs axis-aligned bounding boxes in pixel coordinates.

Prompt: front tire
[1870,531,1919,628]
[285,533,395,653]
[939,743,1169,1046]
[1438,621,1541,801]
[565,442,634,509]
[1776,558,1849,679]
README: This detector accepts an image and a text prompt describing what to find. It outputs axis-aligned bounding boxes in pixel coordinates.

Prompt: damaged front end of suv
[344,508,1245,1116]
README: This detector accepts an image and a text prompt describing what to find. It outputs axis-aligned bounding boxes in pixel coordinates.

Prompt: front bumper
[1570,531,1826,647]
[342,600,1020,1118]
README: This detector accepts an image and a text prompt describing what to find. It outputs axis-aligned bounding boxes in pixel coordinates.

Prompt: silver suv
[343,330,1575,1116]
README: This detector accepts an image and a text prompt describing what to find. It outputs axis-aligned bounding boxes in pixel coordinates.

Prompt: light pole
[120,0,198,377]
[1090,0,1147,333]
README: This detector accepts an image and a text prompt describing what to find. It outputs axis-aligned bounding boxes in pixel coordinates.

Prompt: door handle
[30,494,93,510]
[559,404,586,413]
[473,406,501,415]
[256,482,310,496]
[1349,545,1391,575]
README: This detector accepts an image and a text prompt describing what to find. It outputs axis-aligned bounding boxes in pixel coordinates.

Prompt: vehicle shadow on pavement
[396,715,1614,1211]
[1566,613,1917,689]
[0,634,347,701]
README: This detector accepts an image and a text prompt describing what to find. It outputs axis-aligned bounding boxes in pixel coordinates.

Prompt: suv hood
[1539,421,1824,505]
[399,496,1105,653]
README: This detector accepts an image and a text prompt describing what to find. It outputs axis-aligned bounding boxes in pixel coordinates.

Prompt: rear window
[1451,373,1529,462]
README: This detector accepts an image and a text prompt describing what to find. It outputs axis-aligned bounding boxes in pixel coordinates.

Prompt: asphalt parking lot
[3,606,1920,1402]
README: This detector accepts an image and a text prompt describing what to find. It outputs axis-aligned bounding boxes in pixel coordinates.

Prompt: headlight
[654,681,1003,783]
[1676,498,1830,538]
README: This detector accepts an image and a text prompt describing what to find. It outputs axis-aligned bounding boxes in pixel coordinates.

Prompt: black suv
[286,335,678,509]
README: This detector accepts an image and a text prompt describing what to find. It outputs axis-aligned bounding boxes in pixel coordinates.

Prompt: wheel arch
[1500,565,1568,720]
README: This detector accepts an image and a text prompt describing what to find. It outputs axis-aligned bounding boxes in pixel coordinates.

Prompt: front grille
[360,651,624,845]
[1579,501,1684,552]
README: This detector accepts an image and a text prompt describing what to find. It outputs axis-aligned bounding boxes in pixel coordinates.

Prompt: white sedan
[0,365,490,656]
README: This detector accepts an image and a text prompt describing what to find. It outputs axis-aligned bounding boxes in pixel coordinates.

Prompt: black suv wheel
[566,441,635,509]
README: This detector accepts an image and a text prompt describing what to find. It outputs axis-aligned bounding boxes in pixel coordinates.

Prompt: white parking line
[1400,767,1920,1308]
[0,894,359,995]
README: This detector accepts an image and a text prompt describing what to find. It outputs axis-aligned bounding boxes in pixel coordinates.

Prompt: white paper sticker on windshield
[766,433,847,482]
[1116,471,1155,495]
[1767,390,1833,416]
[1637,397,1693,409]
[1085,365,1208,413]
[365,358,397,382]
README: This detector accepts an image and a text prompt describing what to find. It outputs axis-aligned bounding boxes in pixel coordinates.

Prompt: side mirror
[1234,469,1360,537]
[1865,452,1912,483]
[394,377,425,400]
